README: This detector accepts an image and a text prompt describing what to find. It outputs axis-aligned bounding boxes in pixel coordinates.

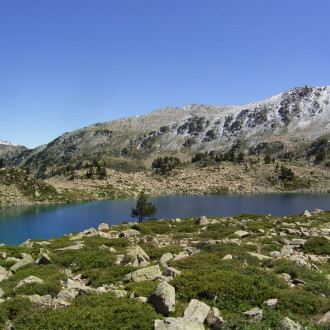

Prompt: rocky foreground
[0,209,329,329]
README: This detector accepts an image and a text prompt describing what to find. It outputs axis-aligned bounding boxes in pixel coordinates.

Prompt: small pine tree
[131,190,157,223]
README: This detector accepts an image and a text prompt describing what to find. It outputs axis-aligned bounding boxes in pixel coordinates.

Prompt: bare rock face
[124,265,162,282]
[184,299,211,323]
[148,281,176,315]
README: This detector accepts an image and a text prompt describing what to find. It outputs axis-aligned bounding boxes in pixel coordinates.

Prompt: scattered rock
[0,252,6,259]
[248,252,271,260]
[98,223,109,231]
[135,296,147,303]
[0,288,3,298]
[10,254,34,273]
[243,307,263,321]
[57,290,77,302]
[20,239,33,248]
[126,245,149,267]
[269,251,281,258]
[234,230,250,238]
[15,276,44,288]
[222,254,233,260]
[278,273,291,281]
[124,265,162,282]
[111,290,127,298]
[302,210,312,218]
[206,307,224,326]
[35,253,52,265]
[195,216,210,225]
[281,317,301,330]
[184,299,211,323]
[56,241,84,251]
[160,253,173,264]
[162,267,181,278]
[318,311,330,324]
[148,282,175,315]
[263,298,278,309]
[0,266,12,282]
[119,229,141,238]
[154,317,204,330]
[291,239,307,246]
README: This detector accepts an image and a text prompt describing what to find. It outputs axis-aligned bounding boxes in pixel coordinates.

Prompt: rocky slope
[0,141,27,162]
[8,85,330,176]
[0,210,329,328]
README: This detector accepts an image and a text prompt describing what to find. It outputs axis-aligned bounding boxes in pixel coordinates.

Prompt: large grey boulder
[148,281,175,315]
[10,254,34,273]
[124,265,162,282]
[15,276,44,289]
[184,299,211,323]
[154,317,204,330]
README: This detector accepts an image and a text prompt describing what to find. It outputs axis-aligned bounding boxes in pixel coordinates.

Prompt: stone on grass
[195,216,210,225]
[269,251,281,258]
[184,299,211,323]
[10,254,34,273]
[15,276,44,288]
[302,210,312,218]
[222,254,233,260]
[35,253,51,265]
[278,273,291,281]
[234,230,250,238]
[20,239,33,248]
[206,307,224,326]
[126,245,149,267]
[124,265,162,282]
[248,252,271,261]
[57,290,78,302]
[160,253,173,264]
[263,298,278,309]
[56,241,84,251]
[317,311,330,324]
[119,229,141,238]
[0,288,3,298]
[98,223,109,231]
[243,307,263,321]
[162,267,181,278]
[154,317,204,330]
[282,317,302,330]
[111,289,127,298]
[148,281,175,315]
[0,266,12,282]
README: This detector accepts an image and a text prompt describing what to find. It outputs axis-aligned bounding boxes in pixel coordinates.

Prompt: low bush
[302,237,330,256]
[13,293,162,329]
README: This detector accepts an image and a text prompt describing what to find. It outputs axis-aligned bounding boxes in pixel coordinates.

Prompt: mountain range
[5,85,330,176]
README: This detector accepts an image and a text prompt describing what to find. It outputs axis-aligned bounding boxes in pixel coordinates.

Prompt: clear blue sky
[1,0,329,148]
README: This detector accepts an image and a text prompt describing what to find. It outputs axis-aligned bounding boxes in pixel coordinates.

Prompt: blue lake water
[0,194,329,245]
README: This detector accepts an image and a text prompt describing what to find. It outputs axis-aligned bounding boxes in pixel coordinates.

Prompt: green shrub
[125,281,158,297]
[14,293,162,329]
[1,297,34,320]
[303,237,330,256]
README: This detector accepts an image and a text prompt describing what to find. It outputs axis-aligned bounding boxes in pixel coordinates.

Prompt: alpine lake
[0,193,329,245]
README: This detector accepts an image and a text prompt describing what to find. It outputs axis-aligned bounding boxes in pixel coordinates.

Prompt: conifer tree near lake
[131,190,157,222]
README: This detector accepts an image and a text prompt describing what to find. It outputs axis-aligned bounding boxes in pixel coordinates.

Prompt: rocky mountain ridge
[8,85,330,176]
